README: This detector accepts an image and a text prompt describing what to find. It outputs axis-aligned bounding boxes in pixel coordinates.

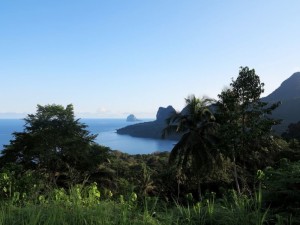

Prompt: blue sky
[1,1,300,118]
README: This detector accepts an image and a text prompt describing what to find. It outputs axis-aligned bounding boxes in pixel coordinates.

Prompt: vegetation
[215,67,281,194]
[0,67,299,224]
[162,95,225,200]
[0,104,110,188]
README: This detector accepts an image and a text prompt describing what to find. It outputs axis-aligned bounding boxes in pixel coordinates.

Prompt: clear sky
[1,0,300,118]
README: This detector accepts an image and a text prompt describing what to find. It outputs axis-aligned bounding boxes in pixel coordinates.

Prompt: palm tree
[163,95,220,198]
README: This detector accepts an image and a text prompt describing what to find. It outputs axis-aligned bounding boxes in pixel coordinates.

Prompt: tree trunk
[197,179,202,200]
[177,181,180,200]
[233,156,241,195]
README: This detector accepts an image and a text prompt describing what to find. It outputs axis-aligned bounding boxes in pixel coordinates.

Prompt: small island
[126,114,140,122]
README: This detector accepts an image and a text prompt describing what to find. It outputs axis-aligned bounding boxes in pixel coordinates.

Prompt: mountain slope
[262,72,300,133]
[263,72,300,102]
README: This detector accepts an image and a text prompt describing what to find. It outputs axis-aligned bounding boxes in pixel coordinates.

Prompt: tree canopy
[163,95,223,197]
[282,121,300,141]
[216,66,281,193]
[0,104,109,185]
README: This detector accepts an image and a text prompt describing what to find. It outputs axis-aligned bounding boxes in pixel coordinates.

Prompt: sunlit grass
[0,186,295,225]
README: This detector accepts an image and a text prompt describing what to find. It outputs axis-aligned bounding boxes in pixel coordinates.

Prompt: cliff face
[117,106,180,140]
[156,106,175,122]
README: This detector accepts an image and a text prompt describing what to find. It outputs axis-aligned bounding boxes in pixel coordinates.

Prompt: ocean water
[0,119,176,155]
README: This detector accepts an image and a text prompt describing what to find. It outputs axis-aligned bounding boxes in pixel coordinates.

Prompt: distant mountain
[263,72,300,102]
[117,106,180,140]
[262,72,300,133]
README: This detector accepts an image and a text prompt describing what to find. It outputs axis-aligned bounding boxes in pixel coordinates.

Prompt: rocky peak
[156,105,176,122]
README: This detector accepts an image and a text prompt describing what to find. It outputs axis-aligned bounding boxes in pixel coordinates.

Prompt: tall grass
[0,186,294,225]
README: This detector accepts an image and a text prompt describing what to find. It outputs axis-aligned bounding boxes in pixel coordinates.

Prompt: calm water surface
[0,119,176,154]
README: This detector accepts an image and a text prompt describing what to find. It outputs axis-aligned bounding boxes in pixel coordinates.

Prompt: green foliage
[0,104,109,187]
[216,67,281,193]
[217,67,280,164]
[0,172,12,198]
[0,165,44,204]
[282,121,300,143]
[263,160,300,220]
[0,167,296,225]
[0,186,280,225]
[163,95,224,197]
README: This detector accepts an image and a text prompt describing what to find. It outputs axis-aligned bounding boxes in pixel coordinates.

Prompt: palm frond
[162,112,189,138]
[168,132,190,165]
[167,95,221,181]
[161,124,178,139]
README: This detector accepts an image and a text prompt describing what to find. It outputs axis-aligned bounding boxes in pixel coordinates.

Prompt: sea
[0,119,177,155]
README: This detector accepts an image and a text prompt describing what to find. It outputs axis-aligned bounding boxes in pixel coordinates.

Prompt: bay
[0,119,176,155]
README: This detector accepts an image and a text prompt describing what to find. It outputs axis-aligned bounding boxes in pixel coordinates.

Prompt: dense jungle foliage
[0,67,300,224]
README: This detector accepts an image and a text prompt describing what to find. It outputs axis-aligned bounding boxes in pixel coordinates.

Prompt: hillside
[262,72,300,133]
[263,72,300,101]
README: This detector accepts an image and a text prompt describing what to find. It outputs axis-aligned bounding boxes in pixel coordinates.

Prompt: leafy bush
[263,159,300,221]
